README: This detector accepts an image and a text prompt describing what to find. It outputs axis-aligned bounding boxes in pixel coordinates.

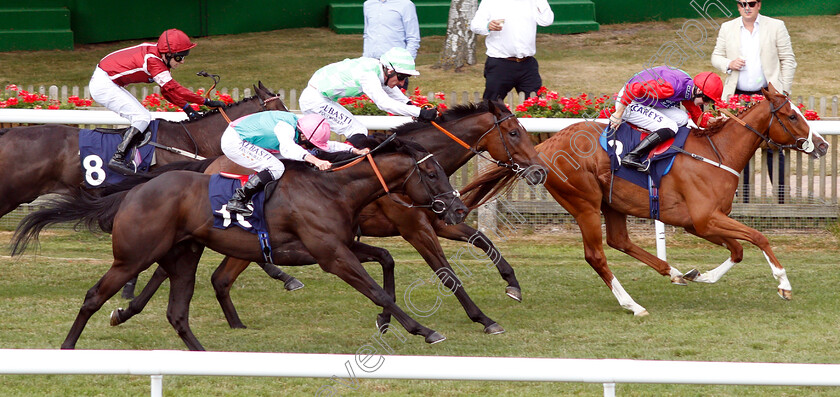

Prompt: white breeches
[299,86,368,138]
[221,127,285,180]
[89,67,152,131]
[622,102,687,133]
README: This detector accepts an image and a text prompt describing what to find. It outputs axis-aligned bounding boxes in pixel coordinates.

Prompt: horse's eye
[426,172,437,179]
[509,129,519,137]
[789,114,797,121]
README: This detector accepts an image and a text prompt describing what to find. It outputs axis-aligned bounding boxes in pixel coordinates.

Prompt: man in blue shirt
[363,0,421,89]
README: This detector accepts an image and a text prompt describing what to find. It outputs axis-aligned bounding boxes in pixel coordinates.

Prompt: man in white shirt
[470,0,554,101]
[711,0,796,204]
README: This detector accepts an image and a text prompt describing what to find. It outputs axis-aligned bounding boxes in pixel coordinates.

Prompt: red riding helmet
[693,72,723,104]
[157,29,197,54]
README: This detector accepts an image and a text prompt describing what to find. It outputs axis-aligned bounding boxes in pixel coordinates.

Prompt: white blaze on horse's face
[790,104,820,154]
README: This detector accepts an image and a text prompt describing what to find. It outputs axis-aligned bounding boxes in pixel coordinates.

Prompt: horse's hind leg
[433,221,522,302]
[257,262,305,291]
[159,243,205,351]
[681,227,745,284]
[121,276,138,299]
[111,265,169,326]
[691,212,792,299]
[62,262,150,349]
[602,206,685,285]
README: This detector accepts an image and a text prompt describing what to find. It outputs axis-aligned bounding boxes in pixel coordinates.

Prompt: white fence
[2,349,840,396]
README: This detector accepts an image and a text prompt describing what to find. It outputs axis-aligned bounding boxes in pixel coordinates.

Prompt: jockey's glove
[418,108,438,122]
[204,99,225,108]
[183,104,200,120]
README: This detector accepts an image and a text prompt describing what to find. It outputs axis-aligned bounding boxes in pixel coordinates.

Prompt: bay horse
[0,82,286,218]
[114,100,548,335]
[12,137,468,350]
[460,84,828,316]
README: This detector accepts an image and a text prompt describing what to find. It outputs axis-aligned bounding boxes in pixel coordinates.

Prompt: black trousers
[482,56,542,101]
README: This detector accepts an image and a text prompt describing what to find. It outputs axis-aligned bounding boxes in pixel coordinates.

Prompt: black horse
[12,137,468,350]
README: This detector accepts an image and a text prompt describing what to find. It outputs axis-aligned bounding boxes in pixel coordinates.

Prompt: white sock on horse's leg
[763,251,792,291]
[694,257,736,283]
[610,276,648,316]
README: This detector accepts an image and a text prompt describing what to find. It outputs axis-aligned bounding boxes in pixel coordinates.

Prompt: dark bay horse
[460,84,828,316]
[0,82,286,218]
[12,138,467,350]
[116,100,547,335]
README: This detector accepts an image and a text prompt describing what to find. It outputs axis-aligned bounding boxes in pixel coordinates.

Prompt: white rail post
[655,220,666,261]
[603,382,616,397]
[150,374,163,397]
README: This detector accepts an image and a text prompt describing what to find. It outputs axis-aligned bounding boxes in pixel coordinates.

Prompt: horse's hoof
[109,308,124,326]
[376,314,391,333]
[484,323,505,335]
[671,275,687,286]
[683,269,700,281]
[230,323,247,329]
[505,286,522,302]
[425,332,446,344]
[634,310,650,317]
[284,278,304,292]
[778,289,792,300]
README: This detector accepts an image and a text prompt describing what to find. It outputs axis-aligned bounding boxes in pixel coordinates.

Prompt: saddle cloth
[78,120,159,187]
[209,173,268,234]
[599,123,691,188]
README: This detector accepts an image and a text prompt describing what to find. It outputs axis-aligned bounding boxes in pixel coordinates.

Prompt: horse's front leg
[256,262,305,291]
[690,211,792,299]
[349,241,396,331]
[307,237,445,344]
[681,227,745,284]
[432,220,523,302]
[110,265,169,326]
[396,219,504,334]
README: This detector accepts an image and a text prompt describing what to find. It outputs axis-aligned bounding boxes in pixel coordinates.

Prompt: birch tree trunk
[435,0,477,71]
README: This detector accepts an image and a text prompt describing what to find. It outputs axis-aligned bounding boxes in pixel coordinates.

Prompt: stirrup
[107,158,136,175]
[226,200,253,216]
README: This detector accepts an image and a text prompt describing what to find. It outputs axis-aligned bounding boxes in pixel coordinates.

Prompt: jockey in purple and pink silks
[89,28,226,175]
[608,66,725,170]
[220,111,369,216]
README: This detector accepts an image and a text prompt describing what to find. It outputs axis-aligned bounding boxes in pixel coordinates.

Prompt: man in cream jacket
[710,0,796,100]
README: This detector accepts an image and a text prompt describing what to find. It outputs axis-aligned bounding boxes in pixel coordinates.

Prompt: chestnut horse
[12,138,467,350]
[461,84,828,316]
[0,82,286,218]
[115,100,547,335]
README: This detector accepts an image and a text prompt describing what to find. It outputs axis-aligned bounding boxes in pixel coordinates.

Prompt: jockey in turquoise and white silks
[221,111,369,215]
[299,47,438,148]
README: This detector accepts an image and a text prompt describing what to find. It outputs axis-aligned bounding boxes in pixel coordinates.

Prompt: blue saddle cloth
[78,120,159,187]
[599,124,691,188]
[209,174,268,234]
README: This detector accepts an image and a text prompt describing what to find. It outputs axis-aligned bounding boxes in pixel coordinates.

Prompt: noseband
[431,112,525,173]
[395,153,462,214]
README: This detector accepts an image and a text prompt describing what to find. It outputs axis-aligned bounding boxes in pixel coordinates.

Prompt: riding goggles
[737,1,759,8]
[396,72,411,82]
[172,50,190,63]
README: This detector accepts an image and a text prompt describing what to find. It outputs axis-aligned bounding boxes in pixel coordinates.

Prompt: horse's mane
[692,98,765,137]
[390,101,494,135]
[157,95,262,125]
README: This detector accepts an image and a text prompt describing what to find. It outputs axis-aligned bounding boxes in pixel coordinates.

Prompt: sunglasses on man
[737,1,759,8]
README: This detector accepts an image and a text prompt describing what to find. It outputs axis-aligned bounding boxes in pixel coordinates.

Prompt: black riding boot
[621,130,666,171]
[108,126,143,175]
[227,172,271,216]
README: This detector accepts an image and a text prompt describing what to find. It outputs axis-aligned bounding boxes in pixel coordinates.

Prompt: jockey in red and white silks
[298,47,438,148]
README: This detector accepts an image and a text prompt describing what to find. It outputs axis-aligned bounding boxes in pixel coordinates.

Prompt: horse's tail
[460,166,519,211]
[100,157,218,195]
[10,189,128,256]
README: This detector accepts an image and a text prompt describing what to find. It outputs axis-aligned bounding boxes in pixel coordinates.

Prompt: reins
[430,112,523,172]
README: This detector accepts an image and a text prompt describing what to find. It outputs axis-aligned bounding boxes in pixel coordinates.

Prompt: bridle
[330,134,460,214]
[722,95,815,153]
[429,110,525,173]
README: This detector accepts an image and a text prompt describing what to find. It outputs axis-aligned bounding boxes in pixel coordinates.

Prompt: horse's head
[477,100,547,185]
[388,138,468,225]
[253,81,288,111]
[761,84,828,158]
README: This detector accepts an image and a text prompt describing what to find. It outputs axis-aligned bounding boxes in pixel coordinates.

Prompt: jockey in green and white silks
[299,47,438,148]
